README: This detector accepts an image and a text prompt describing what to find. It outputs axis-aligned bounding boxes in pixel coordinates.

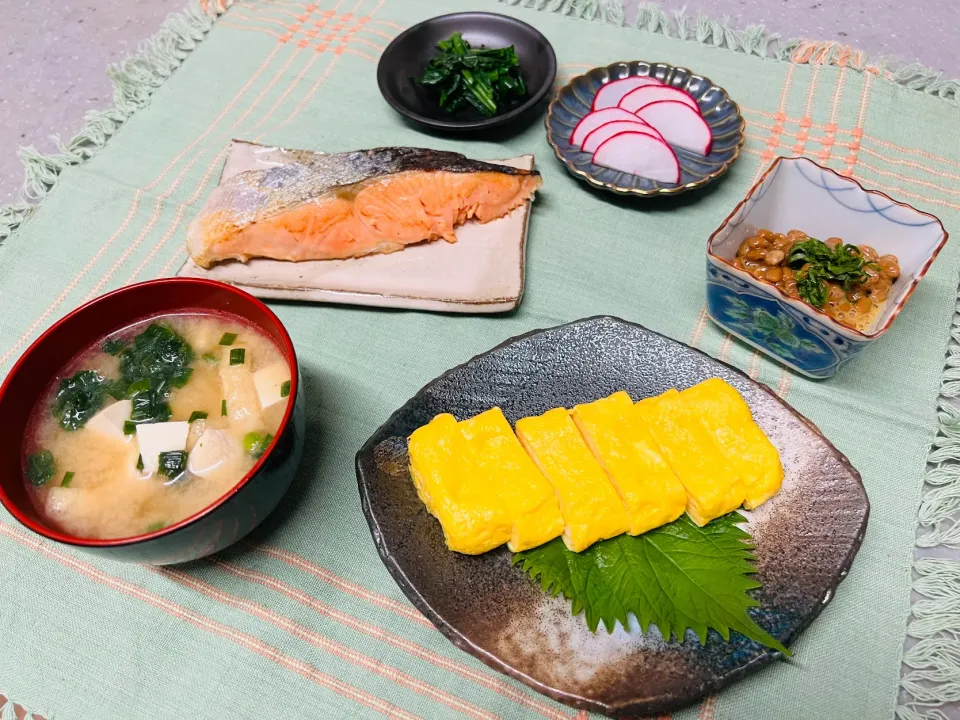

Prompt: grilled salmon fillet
[186,147,542,268]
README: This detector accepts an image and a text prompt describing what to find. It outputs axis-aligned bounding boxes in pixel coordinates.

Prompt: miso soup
[23,312,292,539]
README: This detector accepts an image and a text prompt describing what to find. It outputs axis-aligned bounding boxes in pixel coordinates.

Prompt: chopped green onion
[61,471,75,488]
[219,332,238,346]
[101,338,126,355]
[136,454,144,471]
[145,521,166,532]
[202,352,218,363]
[123,420,137,435]
[221,399,227,417]
[126,378,151,396]
[172,367,194,389]
[242,432,274,459]
[188,410,208,423]
[229,348,246,366]
[26,451,55,487]
[280,380,291,398]
[157,450,188,478]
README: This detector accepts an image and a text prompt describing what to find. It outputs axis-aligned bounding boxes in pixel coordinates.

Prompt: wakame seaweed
[117,323,195,426]
[52,369,111,430]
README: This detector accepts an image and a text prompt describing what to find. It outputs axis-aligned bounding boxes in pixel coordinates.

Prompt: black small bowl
[377,12,556,132]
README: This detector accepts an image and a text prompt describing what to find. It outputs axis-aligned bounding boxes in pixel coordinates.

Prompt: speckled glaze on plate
[546,61,745,196]
[356,316,868,717]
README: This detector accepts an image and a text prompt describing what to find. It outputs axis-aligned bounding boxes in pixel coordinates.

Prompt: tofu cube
[221,344,250,369]
[253,362,291,410]
[136,421,190,475]
[86,400,133,441]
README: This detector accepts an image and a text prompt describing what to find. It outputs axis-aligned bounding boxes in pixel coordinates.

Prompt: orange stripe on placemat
[0,41,285,372]
[356,25,395,41]
[0,525,419,720]
[260,0,402,29]
[863,133,960,170]
[817,65,847,165]
[755,63,796,181]
[226,10,300,30]
[790,66,820,155]
[746,344,763,381]
[213,560,573,720]
[717,335,733,363]
[698,695,718,720]
[743,105,849,133]
[746,103,960,172]
[218,20,290,41]
[162,569,503,720]
[687,305,709,347]
[859,146,960,182]
[242,541,433,626]
[841,72,873,177]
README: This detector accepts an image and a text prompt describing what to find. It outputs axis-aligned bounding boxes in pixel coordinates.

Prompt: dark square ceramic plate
[376,12,557,132]
[356,316,868,717]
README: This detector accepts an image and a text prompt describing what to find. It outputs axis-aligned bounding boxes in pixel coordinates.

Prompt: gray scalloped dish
[356,316,868,717]
[546,61,745,195]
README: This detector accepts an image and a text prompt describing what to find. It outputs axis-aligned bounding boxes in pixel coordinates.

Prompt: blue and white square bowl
[706,156,948,378]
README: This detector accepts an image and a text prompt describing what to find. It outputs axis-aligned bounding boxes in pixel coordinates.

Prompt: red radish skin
[569,108,650,148]
[581,120,662,153]
[591,76,664,111]
[636,100,713,156]
[618,85,700,114]
[592,131,681,184]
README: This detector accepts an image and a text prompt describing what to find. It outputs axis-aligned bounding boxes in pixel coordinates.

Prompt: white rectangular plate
[177,141,533,314]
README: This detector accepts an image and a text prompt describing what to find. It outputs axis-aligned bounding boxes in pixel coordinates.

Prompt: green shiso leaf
[513,513,789,655]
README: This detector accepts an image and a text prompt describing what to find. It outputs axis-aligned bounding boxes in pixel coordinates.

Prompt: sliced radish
[570,108,649,148]
[636,100,713,156]
[593,132,681,184]
[582,120,661,153]
[591,76,664,111]
[619,85,699,114]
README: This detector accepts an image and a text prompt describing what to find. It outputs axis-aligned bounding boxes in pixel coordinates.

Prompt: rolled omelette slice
[408,413,513,554]
[635,390,746,526]
[458,408,565,552]
[516,407,630,552]
[571,391,687,535]
[679,378,783,509]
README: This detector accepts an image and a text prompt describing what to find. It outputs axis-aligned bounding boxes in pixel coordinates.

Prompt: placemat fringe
[0,0,235,244]
[899,301,960,718]
[501,0,960,102]
[898,558,960,719]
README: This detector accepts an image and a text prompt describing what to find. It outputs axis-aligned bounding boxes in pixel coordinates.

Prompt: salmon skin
[186,146,542,268]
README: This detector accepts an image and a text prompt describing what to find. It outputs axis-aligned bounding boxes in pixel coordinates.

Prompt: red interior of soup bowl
[0,277,299,548]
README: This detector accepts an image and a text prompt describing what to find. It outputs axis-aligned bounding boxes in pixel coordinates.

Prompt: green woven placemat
[2,1,959,718]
